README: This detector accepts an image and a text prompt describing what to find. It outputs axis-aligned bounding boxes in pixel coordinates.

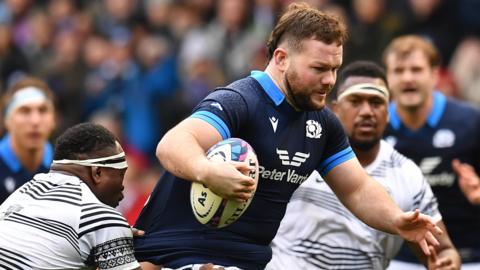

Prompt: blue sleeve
[317,108,355,176]
[190,89,248,140]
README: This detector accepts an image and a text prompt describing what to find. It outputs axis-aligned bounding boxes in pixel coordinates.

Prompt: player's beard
[284,67,330,111]
[349,137,380,151]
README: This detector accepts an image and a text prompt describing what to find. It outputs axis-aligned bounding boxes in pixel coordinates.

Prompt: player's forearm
[436,248,461,269]
[433,221,461,269]
[341,177,403,234]
[326,160,404,234]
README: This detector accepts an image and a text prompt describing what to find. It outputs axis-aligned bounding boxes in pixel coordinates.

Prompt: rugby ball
[190,138,259,228]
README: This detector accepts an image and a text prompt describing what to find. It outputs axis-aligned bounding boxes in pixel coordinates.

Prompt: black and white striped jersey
[0,172,139,270]
[267,140,441,270]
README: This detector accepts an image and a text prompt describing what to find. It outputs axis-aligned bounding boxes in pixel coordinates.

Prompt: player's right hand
[200,160,256,202]
[427,246,458,270]
[199,264,226,270]
[394,209,443,256]
[452,159,480,205]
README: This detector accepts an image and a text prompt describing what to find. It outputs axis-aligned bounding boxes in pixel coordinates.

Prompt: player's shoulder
[0,158,13,178]
[212,77,263,100]
[78,202,129,238]
[446,97,480,116]
[197,77,267,115]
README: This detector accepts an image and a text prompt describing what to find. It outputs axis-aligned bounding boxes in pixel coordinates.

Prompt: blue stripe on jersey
[250,71,285,106]
[318,147,355,176]
[427,91,446,127]
[389,91,446,130]
[0,135,52,172]
[190,111,231,139]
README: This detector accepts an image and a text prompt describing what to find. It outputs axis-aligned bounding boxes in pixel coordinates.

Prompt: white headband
[337,83,390,103]
[5,87,52,118]
[52,152,128,169]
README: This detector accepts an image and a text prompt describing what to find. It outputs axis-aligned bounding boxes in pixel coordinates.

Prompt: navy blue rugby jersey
[0,135,52,203]
[134,71,354,269]
[384,91,480,262]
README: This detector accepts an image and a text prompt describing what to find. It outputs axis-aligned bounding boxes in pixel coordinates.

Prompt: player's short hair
[54,123,118,160]
[266,2,348,60]
[382,35,441,68]
[2,76,56,108]
[337,61,387,88]
[1,77,56,118]
[334,61,388,100]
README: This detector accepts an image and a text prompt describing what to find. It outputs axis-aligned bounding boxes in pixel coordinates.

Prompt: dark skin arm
[406,221,461,270]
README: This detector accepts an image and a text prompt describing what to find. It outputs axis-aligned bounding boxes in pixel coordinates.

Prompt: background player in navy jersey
[134,4,442,270]
[383,35,480,270]
[0,77,56,203]
[268,61,460,270]
[0,123,141,269]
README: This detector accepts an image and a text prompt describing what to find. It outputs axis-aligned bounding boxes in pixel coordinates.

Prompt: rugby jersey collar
[250,70,285,106]
[389,91,446,130]
[0,134,53,172]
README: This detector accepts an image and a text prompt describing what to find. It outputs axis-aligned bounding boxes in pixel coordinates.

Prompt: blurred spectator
[1,0,33,49]
[0,24,30,92]
[94,0,138,39]
[143,0,174,40]
[45,29,86,135]
[397,0,461,65]
[184,0,216,24]
[344,0,401,64]
[23,11,53,77]
[122,34,180,160]
[167,2,203,45]
[449,37,480,106]
[180,0,265,82]
[458,0,480,36]
[47,0,77,32]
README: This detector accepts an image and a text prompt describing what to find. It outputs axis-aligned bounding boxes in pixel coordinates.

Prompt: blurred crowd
[0,0,479,223]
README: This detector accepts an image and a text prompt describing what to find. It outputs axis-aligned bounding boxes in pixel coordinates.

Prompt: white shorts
[388,260,480,270]
[166,264,243,270]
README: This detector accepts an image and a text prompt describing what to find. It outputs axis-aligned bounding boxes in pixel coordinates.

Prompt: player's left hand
[199,264,226,270]
[427,245,458,270]
[131,226,145,237]
[395,209,443,256]
[452,159,480,205]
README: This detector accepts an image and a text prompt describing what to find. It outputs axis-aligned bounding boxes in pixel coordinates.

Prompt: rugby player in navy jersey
[134,4,443,270]
[0,77,56,203]
[383,35,480,270]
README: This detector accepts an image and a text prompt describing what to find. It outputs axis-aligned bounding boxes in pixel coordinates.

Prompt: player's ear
[4,116,11,131]
[91,166,102,184]
[273,47,288,72]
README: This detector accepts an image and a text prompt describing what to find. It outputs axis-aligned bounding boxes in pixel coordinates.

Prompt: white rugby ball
[190,138,259,228]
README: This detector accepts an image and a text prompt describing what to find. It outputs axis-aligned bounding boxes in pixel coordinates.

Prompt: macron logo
[269,116,279,132]
[211,102,223,111]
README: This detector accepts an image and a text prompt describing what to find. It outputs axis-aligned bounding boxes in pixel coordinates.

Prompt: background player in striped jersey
[383,35,480,270]
[134,3,442,270]
[0,77,56,203]
[267,61,460,270]
[0,123,141,269]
